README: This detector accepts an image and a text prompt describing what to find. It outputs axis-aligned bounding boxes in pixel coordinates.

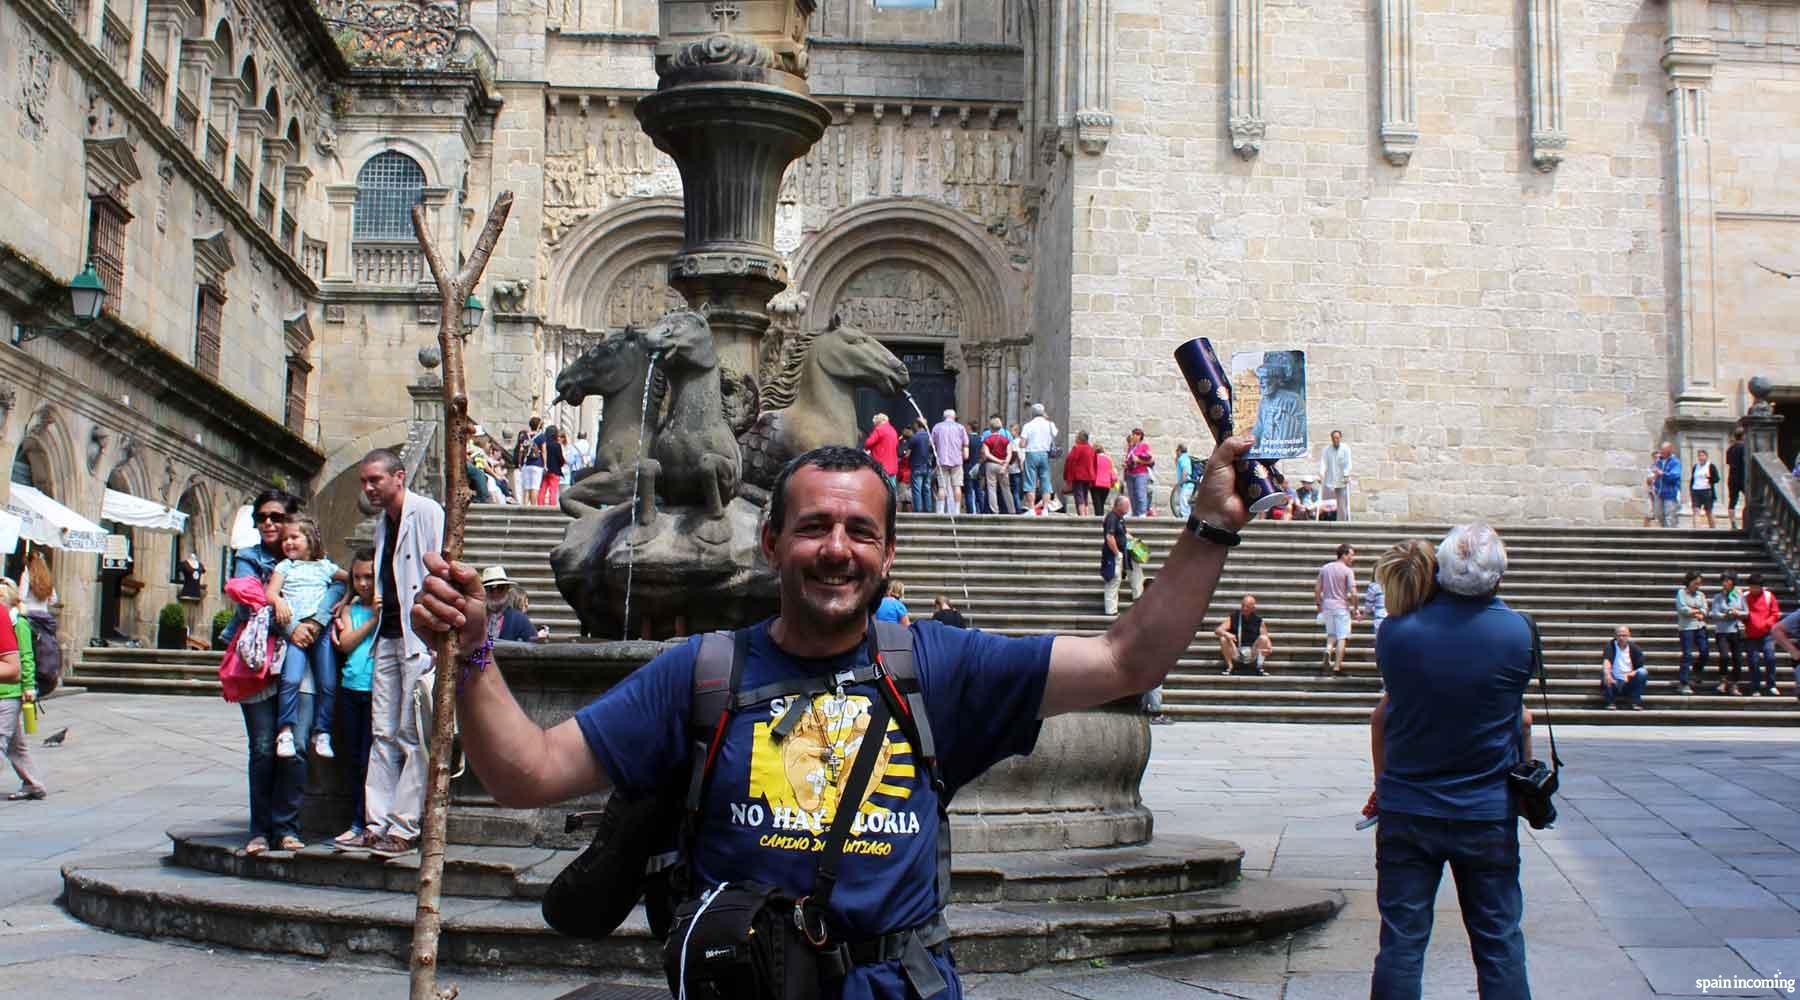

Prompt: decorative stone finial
[419,345,442,371]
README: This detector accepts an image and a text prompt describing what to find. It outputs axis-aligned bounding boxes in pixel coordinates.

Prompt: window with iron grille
[285,356,309,432]
[87,195,130,309]
[352,152,427,240]
[194,285,224,378]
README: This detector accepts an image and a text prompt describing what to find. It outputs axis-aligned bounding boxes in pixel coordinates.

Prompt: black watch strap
[1186,516,1241,547]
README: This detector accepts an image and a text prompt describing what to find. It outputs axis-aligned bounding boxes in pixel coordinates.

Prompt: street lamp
[461,293,484,334]
[13,262,107,345]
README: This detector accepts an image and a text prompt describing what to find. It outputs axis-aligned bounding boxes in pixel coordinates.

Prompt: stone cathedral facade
[0,0,1796,644]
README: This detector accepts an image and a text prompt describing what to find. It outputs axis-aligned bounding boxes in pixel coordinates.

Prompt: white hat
[480,566,513,588]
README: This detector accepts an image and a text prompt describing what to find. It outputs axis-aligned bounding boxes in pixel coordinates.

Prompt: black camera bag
[1509,615,1563,830]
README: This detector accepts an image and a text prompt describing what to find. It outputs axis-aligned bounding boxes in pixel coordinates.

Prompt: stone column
[1227,0,1264,158]
[1525,0,1565,170]
[1662,0,1728,421]
[1074,0,1113,153]
[181,38,218,158]
[635,0,831,382]
[324,184,357,281]
[1377,0,1418,166]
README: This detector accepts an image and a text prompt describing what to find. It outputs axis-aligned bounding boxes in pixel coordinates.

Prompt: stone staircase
[75,504,1800,725]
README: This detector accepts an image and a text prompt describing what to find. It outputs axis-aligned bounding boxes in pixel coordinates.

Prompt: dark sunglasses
[253,511,287,525]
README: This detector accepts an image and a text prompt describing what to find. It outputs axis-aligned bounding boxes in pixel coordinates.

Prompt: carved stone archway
[546,197,687,330]
[792,199,1027,423]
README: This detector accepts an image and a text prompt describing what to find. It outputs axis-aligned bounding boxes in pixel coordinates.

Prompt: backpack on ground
[541,620,947,951]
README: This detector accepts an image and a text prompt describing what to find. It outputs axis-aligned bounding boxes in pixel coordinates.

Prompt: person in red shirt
[980,418,1016,514]
[862,413,900,492]
[1063,431,1097,515]
[1743,573,1783,696]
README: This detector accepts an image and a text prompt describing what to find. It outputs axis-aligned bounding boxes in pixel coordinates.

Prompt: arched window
[352,152,426,240]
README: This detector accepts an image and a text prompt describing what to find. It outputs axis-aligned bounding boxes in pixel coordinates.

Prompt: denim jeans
[1601,670,1647,707]
[242,691,313,842]
[1715,631,1745,688]
[1127,473,1151,515]
[1746,634,1778,691]
[1373,811,1529,1000]
[279,635,337,738]
[1655,493,1679,527]
[1678,629,1709,687]
[339,688,374,832]
[1023,451,1052,495]
[1174,482,1195,519]
[910,470,934,513]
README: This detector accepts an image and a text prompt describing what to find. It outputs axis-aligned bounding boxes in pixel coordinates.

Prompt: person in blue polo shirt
[1372,522,1534,1000]
[413,438,1259,1000]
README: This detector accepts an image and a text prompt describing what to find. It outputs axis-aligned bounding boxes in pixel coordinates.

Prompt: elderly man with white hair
[1019,402,1059,510]
[1369,523,1534,1000]
[929,408,970,513]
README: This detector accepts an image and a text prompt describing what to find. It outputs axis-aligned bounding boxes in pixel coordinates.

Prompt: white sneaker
[312,733,335,759]
[275,731,297,759]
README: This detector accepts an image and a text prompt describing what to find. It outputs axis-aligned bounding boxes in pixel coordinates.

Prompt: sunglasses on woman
[253,511,287,525]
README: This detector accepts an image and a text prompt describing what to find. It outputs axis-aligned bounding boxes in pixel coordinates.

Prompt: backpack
[542,620,948,945]
[25,612,60,697]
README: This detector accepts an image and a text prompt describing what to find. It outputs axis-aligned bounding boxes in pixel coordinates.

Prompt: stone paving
[3,693,1799,999]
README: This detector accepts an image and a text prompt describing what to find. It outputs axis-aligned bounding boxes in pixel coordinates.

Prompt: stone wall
[1064,0,1705,523]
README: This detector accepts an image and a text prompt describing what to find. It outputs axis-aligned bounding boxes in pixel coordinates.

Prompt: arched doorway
[97,468,135,642]
[173,485,210,633]
[827,260,965,433]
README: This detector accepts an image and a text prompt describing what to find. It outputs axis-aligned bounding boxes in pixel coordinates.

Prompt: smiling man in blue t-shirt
[414,437,1256,999]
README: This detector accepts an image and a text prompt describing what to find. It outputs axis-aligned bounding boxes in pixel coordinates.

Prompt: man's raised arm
[1040,435,1253,718]
[414,552,609,808]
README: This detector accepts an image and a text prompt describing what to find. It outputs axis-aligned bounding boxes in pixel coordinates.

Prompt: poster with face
[1230,350,1307,460]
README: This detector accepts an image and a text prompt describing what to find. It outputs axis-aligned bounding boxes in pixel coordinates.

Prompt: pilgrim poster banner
[1229,350,1308,461]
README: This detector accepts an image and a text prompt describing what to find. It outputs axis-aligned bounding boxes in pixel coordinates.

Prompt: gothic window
[86,194,131,310]
[352,152,426,240]
[194,284,224,378]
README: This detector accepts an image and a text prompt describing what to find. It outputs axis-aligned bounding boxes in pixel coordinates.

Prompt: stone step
[166,824,1246,903]
[62,853,1341,975]
[1158,704,1800,725]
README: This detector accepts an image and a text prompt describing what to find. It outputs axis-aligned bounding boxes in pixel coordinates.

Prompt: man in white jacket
[1320,429,1353,522]
[357,449,445,856]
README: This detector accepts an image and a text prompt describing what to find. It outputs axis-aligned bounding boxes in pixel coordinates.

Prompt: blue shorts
[1024,451,1053,493]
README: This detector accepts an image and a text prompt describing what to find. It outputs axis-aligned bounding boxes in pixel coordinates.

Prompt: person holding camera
[412,439,1255,1000]
[1370,523,1534,1000]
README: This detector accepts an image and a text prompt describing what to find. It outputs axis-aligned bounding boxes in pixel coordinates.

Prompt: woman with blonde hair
[0,579,45,800]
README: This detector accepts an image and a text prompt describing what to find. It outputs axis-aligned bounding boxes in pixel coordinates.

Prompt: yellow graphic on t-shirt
[746,693,915,834]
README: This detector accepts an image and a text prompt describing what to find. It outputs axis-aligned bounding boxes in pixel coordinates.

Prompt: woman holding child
[225,489,345,856]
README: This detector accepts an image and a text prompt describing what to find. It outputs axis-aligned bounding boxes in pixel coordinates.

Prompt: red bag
[219,576,276,702]
[218,643,272,703]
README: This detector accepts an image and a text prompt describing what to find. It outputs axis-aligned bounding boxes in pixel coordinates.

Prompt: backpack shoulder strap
[872,619,936,764]
[868,619,954,913]
[686,630,746,812]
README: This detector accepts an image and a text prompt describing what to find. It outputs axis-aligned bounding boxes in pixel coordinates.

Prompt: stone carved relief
[833,262,963,340]
[19,29,55,143]
[155,160,175,232]
[605,259,688,329]
[782,105,1031,256]
[542,96,675,243]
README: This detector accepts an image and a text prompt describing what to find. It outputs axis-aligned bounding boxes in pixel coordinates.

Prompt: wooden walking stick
[407,191,514,1000]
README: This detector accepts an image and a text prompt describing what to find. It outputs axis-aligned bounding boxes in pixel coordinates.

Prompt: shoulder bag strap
[801,684,893,939]
[868,619,953,912]
[1523,614,1562,771]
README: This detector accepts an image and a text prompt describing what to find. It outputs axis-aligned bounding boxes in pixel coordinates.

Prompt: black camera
[1507,759,1558,830]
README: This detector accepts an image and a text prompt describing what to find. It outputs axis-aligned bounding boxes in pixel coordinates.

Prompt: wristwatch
[1186,516,1241,547]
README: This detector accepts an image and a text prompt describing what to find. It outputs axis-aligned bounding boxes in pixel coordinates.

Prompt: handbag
[1508,615,1563,829]
[218,643,272,703]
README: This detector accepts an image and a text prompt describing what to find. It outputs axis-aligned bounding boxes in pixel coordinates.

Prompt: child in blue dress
[268,514,348,760]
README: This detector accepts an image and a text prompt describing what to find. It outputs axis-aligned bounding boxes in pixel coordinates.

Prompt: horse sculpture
[550,325,658,517]
[739,315,910,491]
[639,310,741,540]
